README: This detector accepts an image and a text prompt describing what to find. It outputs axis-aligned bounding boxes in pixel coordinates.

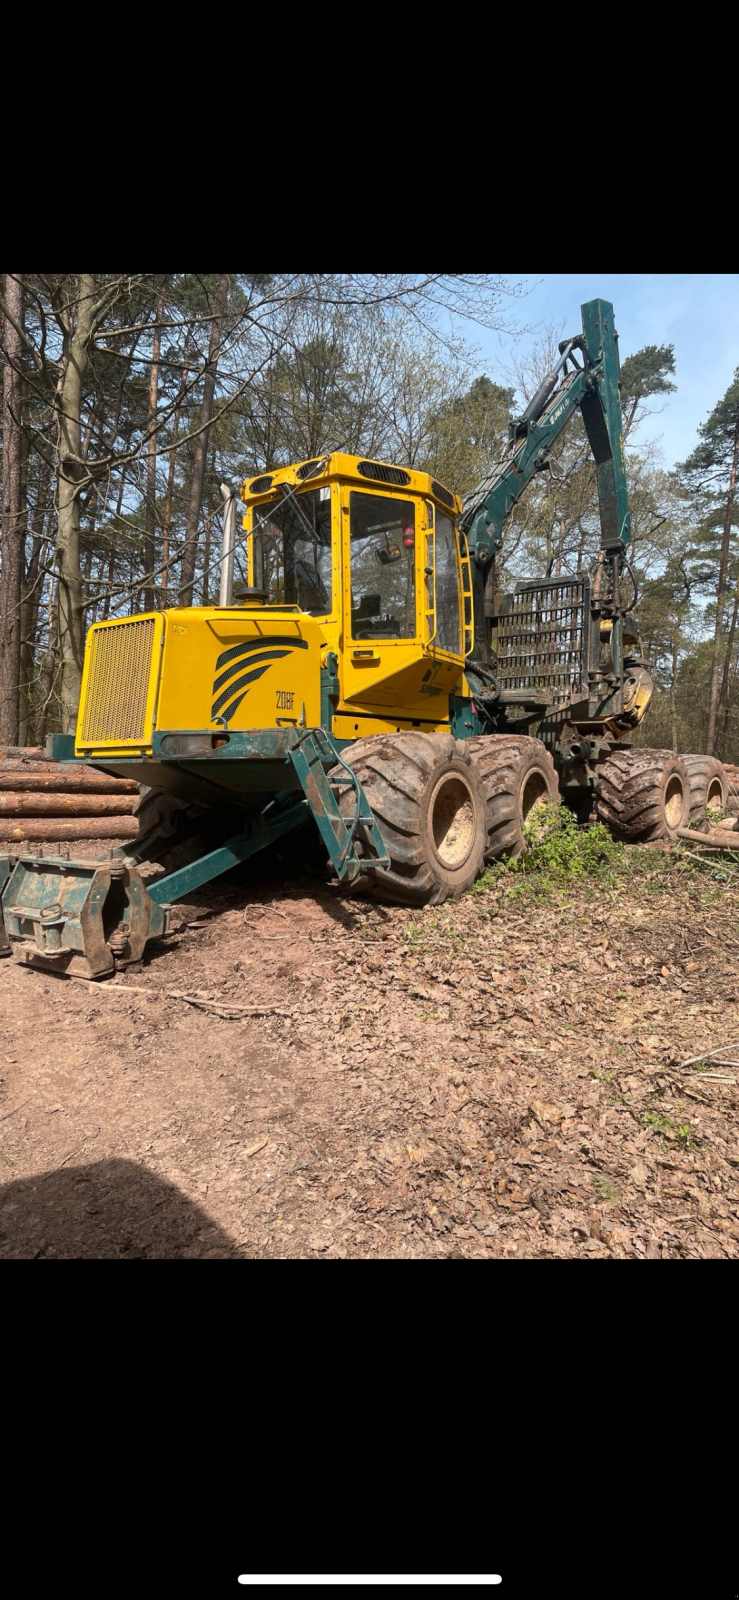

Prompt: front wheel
[332,731,487,905]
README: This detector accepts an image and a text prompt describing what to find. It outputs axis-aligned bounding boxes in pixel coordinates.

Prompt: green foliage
[692,803,727,828]
[680,368,739,481]
[593,1174,620,1203]
[424,375,514,496]
[642,1111,696,1148]
[619,344,676,405]
[474,801,706,904]
[497,801,628,897]
[642,1111,673,1135]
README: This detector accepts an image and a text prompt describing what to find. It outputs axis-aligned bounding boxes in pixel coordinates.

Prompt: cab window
[434,511,462,654]
[251,487,332,614]
[350,492,416,639]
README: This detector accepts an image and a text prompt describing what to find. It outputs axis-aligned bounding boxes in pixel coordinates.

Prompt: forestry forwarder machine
[0,299,729,978]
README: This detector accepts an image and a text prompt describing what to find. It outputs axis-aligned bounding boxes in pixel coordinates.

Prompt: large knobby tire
[333,731,487,906]
[595,747,690,842]
[463,735,559,862]
[681,754,727,817]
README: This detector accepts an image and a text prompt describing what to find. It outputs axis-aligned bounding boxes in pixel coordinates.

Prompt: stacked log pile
[0,748,139,843]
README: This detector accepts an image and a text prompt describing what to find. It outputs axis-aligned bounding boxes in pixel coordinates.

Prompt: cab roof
[241,451,461,516]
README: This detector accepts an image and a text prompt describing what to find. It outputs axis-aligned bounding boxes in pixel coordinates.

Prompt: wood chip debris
[245,1137,268,1158]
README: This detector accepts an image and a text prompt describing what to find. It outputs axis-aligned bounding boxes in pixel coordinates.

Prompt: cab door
[338,484,465,724]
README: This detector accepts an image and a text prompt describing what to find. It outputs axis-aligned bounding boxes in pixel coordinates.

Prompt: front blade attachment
[0,854,169,979]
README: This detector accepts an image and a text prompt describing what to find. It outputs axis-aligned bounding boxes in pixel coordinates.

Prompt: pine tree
[679,369,739,754]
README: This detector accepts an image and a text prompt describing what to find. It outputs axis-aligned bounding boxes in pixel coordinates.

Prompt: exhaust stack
[219,484,237,606]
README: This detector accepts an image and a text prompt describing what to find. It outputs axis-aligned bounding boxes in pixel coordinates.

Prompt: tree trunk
[717,585,739,753]
[18,456,52,743]
[670,633,679,753]
[101,542,117,622]
[162,331,191,598]
[0,273,24,743]
[100,457,130,622]
[201,505,213,604]
[35,579,59,745]
[706,417,739,755]
[144,292,165,610]
[0,815,139,842]
[1,767,137,792]
[56,273,96,732]
[179,274,229,603]
[0,791,137,817]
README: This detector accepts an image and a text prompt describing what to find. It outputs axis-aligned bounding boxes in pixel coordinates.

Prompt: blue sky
[471,274,739,469]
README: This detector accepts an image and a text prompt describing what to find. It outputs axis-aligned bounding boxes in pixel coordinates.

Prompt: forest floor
[2,824,739,1259]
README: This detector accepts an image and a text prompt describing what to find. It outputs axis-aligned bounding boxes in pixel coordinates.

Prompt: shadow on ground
[0,1159,243,1259]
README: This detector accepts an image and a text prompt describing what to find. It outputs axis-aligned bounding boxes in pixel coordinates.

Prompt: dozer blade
[0,853,169,980]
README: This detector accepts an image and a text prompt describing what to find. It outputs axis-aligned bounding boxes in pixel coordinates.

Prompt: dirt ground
[2,842,739,1259]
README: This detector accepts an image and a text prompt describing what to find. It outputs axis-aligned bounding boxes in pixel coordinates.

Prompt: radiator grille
[496,578,588,706]
[79,619,157,743]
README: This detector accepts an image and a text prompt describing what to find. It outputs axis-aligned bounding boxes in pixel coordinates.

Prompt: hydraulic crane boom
[457,299,648,748]
[460,298,630,567]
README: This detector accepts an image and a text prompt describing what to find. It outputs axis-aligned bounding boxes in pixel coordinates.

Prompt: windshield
[251,486,332,614]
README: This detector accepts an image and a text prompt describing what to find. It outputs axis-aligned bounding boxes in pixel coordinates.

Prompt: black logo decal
[210,636,309,723]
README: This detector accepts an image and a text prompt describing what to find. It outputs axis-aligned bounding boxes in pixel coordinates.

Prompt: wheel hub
[664,774,685,829]
[430,774,476,870]
[521,770,549,823]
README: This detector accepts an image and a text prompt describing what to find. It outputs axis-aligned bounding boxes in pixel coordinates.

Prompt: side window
[434,511,462,654]
[350,492,416,640]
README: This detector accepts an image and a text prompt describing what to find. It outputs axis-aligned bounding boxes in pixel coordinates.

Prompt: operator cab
[241,452,471,658]
[239,453,473,737]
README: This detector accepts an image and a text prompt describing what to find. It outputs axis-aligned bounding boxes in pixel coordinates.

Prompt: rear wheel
[463,735,559,861]
[681,754,727,817]
[595,747,690,841]
[333,731,487,905]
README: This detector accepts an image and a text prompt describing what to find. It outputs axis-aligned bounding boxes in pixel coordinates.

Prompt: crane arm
[458,300,653,739]
[460,299,631,568]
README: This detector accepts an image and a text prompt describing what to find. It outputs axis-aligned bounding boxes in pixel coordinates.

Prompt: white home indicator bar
[238,1580,502,1587]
